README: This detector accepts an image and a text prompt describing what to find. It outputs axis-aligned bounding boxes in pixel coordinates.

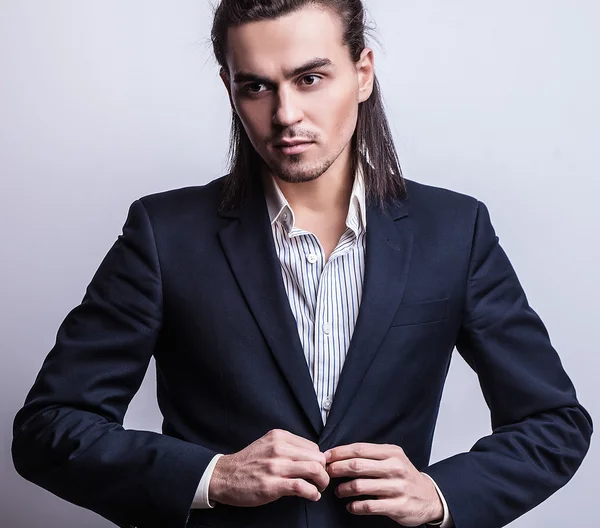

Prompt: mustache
[269,130,318,143]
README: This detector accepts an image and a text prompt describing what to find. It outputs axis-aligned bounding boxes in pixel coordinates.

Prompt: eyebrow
[232,57,333,84]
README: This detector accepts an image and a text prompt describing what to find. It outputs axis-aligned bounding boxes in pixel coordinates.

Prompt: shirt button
[322,322,332,335]
[323,397,332,410]
[307,253,318,264]
[282,212,289,221]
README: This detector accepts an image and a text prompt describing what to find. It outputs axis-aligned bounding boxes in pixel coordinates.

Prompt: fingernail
[324,450,332,461]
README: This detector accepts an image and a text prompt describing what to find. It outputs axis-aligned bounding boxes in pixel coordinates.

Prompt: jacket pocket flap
[390,298,449,327]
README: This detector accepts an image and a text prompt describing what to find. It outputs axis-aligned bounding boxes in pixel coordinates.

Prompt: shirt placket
[286,222,360,424]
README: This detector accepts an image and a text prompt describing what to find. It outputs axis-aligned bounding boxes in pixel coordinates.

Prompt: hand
[324,443,443,526]
[209,429,330,507]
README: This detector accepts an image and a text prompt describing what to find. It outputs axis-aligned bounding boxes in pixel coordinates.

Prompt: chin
[270,158,334,184]
[275,170,322,184]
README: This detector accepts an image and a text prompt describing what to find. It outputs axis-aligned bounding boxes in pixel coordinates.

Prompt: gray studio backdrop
[1,1,598,526]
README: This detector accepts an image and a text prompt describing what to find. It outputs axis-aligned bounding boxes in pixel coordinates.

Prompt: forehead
[224,6,349,76]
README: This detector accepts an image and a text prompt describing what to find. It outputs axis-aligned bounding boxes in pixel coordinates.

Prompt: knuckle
[395,461,407,476]
[351,480,363,493]
[265,459,278,475]
[350,459,362,472]
[291,479,304,494]
[310,461,323,475]
[257,478,270,496]
[268,429,283,440]
[271,443,284,457]
[363,501,375,513]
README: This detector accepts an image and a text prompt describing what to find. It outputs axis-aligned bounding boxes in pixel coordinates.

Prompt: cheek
[313,85,358,140]
[236,101,271,141]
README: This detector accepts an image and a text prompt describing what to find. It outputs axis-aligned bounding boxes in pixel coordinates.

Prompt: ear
[219,68,236,113]
[356,47,375,103]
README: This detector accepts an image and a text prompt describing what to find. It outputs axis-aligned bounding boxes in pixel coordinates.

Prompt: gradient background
[1,1,598,526]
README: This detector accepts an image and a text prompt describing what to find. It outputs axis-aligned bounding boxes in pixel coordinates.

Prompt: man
[12,1,592,527]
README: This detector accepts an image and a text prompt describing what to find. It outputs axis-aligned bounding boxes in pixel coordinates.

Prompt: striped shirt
[262,170,367,425]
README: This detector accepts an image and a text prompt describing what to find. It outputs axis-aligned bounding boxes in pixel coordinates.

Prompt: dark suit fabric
[12,176,592,528]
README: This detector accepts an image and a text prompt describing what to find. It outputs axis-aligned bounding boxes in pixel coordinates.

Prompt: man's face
[221,5,374,183]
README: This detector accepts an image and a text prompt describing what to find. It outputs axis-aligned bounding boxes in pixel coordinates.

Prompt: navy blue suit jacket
[12,176,592,528]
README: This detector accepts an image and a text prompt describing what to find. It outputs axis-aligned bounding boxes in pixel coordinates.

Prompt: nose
[272,87,303,127]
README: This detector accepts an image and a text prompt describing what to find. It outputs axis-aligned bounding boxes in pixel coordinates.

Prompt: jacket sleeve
[422,200,593,528]
[11,200,217,528]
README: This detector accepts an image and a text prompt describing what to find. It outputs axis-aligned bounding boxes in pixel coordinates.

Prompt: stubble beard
[271,156,335,184]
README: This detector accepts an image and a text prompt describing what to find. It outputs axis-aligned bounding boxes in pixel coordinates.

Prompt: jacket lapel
[320,199,413,445]
[218,182,324,437]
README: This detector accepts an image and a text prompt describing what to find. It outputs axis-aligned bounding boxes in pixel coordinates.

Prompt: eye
[300,75,322,86]
[243,83,268,94]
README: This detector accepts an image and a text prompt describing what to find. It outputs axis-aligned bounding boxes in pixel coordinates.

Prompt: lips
[273,140,314,155]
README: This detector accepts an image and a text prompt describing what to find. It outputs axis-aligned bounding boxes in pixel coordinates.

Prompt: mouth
[273,141,315,156]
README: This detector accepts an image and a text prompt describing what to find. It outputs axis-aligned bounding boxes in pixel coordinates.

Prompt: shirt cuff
[422,472,454,528]
[191,453,224,509]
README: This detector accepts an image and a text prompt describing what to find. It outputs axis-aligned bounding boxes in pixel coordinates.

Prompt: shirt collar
[262,164,367,235]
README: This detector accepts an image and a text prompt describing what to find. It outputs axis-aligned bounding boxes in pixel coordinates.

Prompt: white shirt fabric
[191,169,452,527]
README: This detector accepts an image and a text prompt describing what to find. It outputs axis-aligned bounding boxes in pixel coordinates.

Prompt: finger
[278,477,322,502]
[269,443,327,467]
[335,478,398,499]
[326,443,400,463]
[277,460,330,491]
[347,498,396,516]
[267,429,321,451]
[327,458,394,478]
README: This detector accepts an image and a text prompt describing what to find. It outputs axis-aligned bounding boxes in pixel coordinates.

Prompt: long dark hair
[211,0,406,211]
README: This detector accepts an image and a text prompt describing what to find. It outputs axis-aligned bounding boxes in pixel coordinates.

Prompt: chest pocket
[390,298,449,327]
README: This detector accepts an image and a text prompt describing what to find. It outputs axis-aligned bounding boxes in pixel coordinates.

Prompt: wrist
[427,513,444,526]
[208,454,230,504]
[426,502,444,525]
[420,472,444,525]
